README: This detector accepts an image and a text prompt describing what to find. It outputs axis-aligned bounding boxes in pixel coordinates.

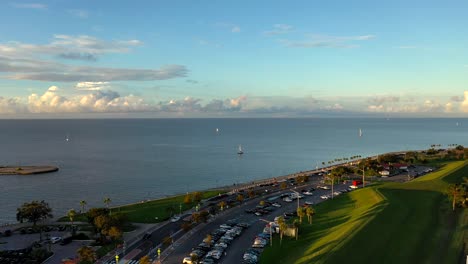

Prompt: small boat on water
[216,128,220,133]
[65,134,70,142]
[237,145,244,155]
[359,128,363,137]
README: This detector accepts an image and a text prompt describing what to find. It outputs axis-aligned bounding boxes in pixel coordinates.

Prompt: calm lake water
[0,118,466,224]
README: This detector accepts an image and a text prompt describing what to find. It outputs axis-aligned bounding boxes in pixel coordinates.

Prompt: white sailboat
[216,128,219,133]
[65,134,70,142]
[237,145,244,155]
[359,128,363,137]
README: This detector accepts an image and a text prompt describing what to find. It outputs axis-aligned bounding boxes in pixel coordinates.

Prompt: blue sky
[0,0,467,117]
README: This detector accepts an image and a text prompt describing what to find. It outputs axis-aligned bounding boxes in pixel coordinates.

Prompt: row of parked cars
[183,220,250,264]
[244,201,281,216]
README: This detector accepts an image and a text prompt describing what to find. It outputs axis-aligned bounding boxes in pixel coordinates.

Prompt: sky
[0,0,467,118]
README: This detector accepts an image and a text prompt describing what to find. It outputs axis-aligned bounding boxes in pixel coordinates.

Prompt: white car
[215,242,228,248]
[321,186,331,190]
[171,216,181,222]
[333,191,341,196]
[219,224,232,229]
[305,201,314,205]
[320,195,329,200]
[50,237,62,244]
[182,256,194,263]
[272,203,282,207]
[349,185,358,189]
[303,191,313,196]
[283,197,293,202]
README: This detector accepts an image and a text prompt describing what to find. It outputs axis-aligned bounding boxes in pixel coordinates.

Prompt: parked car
[50,236,62,244]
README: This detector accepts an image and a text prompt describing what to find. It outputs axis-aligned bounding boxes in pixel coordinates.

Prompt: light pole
[179,203,182,215]
[259,219,273,246]
[290,190,300,211]
[359,167,367,188]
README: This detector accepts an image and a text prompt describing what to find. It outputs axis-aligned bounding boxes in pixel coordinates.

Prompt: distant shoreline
[0,166,59,175]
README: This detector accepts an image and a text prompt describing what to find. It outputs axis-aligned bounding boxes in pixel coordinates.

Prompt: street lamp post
[259,219,273,246]
[290,190,300,211]
[360,167,367,188]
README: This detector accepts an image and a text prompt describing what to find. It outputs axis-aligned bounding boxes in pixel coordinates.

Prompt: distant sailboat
[456,122,459,127]
[237,145,244,155]
[65,134,70,142]
[216,128,220,133]
[359,128,363,137]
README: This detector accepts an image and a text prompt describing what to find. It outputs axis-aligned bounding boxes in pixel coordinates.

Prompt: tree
[218,201,227,211]
[280,182,287,190]
[306,206,315,224]
[184,193,192,205]
[193,192,203,203]
[79,200,87,213]
[296,207,305,224]
[447,184,465,211]
[16,200,53,226]
[139,255,151,264]
[191,212,201,223]
[236,194,244,204]
[199,210,210,222]
[106,226,122,241]
[77,246,96,264]
[248,189,255,198]
[103,197,112,215]
[293,219,300,240]
[204,234,212,246]
[277,216,286,245]
[68,209,76,226]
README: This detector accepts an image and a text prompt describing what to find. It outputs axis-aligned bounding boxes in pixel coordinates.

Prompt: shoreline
[0,166,59,175]
[110,149,415,210]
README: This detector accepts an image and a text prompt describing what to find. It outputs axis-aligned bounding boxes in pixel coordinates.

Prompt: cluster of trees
[183,192,203,205]
[86,208,126,243]
[295,175,310,183]
[276,206,315,243]
[321,155,363,168]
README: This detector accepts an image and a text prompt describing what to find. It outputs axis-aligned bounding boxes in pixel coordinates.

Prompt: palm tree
[306,206,315,224]
[447,184,465,211]
[103,197,111,208]
[296,207,305,224]
[79,200,87,213]
[293,219,300,240]
[277,216,286,245]
[67,209,76,226]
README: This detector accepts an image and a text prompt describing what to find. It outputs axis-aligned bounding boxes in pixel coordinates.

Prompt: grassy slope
[58,190,222,223]
[261,161,468,264]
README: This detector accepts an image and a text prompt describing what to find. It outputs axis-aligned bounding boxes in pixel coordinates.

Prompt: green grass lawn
[58,190,223,223]
[261,161,468,264]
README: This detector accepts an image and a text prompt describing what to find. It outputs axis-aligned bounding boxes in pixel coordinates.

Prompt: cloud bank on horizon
[1,1,467,117]
[1,86,468,117]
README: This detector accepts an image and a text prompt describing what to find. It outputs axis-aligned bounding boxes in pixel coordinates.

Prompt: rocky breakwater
[0,166,59,175]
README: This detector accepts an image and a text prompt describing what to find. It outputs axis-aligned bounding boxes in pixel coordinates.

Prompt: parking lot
[162,175,355,264]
